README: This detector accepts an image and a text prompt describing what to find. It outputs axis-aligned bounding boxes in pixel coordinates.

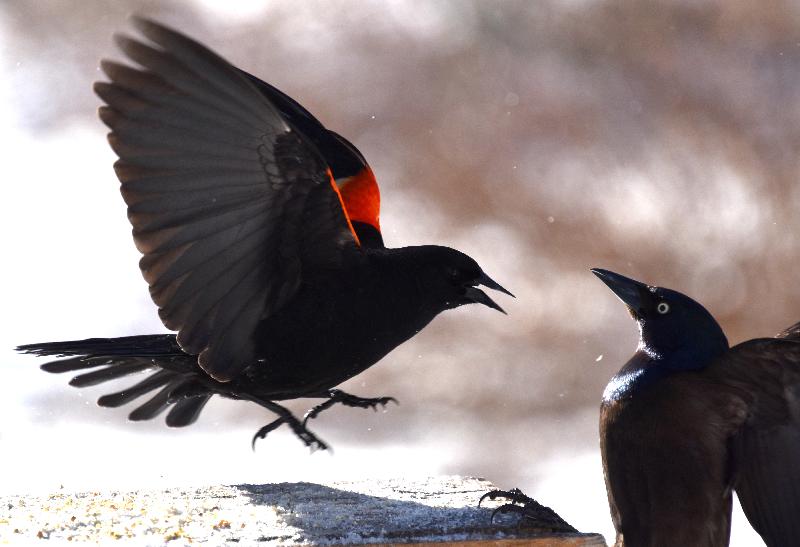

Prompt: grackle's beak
[465,272,514,314]
[591,268,651,315]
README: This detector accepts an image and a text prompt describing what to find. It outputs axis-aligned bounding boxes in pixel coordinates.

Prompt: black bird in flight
[481,270,800,547]
[16,18,511,451]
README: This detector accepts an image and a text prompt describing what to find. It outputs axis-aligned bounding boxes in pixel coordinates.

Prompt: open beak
[464,272,514,314]
[591,268,650,316]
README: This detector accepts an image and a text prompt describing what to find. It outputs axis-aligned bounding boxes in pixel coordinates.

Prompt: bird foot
[302,389,398,427]
[479,487,531,508]
[479,488,576,532]
[251,410,329,452]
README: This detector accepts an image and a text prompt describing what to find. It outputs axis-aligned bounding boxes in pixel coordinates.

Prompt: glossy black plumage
[593,269,800,547]
[17,18,511,450]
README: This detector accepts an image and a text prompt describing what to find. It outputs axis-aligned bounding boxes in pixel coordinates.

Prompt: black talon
[479,489,502,507]
[301,389,398,427]
[491,503,526,524]
[251,414,329,451]
[287,419,329,451]
[480,487,576,532]
[251,417,286,450]
[480,488,530,508]
[246,397,329,451]
[247,390,394,450]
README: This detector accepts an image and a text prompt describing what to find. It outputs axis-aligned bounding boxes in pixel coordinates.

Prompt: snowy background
[5,1,800,544]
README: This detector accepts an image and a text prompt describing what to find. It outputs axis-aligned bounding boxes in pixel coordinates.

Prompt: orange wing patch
[338,166,381,234]
[326,169,361,247]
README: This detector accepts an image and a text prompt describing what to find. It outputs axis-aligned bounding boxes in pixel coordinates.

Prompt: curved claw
[302,392,399,428]
[251,417,285,450]
[251,415,329,452]
[479,488,534,524]
[490,503,526,524]
[299,432,328,452]
[479,488,528,507]
[307,436,329,453]
[286,417,329,452]
[480,488,576,533]
[370,396,398,411]
[478,489,503,508]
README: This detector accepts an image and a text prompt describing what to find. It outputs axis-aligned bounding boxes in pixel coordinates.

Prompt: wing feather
[96,17,358,381]
[113,35,271,131]
[713,339,800,547]
[96,68,261,140]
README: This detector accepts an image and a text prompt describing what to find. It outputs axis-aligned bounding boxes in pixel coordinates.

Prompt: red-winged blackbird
[17,18,512,451]
[482,271,800,546]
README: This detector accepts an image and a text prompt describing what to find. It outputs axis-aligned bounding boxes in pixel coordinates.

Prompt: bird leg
[479,488,576,532]
[246,398,329,452]
[302,388,398,427]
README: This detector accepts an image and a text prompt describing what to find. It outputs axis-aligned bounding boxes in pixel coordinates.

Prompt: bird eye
[656,302,670,314]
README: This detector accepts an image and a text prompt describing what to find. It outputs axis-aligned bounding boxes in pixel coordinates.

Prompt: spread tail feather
[18,334,183,358]
[167,395,212,427]
[18,334,213,427]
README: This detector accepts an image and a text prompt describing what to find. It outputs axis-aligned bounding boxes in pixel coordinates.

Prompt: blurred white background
[4,1,800,544]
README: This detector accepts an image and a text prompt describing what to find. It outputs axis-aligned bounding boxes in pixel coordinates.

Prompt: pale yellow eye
[657,302,670,314]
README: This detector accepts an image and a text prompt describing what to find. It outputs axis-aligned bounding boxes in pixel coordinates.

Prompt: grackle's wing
[712,338,800,547]
[777,320,800,340]
[94,17,360,382]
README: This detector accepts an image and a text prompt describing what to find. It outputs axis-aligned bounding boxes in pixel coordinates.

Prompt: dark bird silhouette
[480,270,800,547]
[16,18,511,451]
[592,269,800,547]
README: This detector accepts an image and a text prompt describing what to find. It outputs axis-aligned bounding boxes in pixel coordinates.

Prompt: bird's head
[592,268,728,369]
[414,246,513,314]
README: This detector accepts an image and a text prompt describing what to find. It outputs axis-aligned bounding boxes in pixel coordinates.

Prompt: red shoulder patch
[338,166,381,234]
[326,169,361,246]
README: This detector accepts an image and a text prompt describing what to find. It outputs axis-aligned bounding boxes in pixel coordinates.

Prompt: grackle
[594,269,800,546]
[483,269,799,547]
[16,18,512,451]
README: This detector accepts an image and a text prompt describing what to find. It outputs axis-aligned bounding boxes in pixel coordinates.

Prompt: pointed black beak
[465,272,514,314]
[478,272,514,298]
[591,268,650,314]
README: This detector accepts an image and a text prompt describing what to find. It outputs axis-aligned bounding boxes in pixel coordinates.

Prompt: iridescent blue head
[591,268,729,371]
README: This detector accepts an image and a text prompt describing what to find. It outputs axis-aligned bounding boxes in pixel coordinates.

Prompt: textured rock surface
[0,476,606,545]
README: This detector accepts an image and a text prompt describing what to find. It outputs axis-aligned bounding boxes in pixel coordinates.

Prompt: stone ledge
[0,476,606,545]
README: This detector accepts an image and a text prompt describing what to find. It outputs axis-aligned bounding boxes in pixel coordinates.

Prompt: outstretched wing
[94,17,360,382]
[714,338,800,546]
[239,71,383,247]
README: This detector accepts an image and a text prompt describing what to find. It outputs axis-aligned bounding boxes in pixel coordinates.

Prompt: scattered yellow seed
[213,519,231,530]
